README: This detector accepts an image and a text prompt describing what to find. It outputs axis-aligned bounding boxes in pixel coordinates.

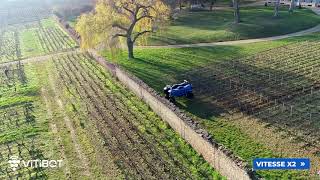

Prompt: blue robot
[163,80,194,102]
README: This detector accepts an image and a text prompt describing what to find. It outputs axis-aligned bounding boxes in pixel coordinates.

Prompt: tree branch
[112,23,128,31]
[136,15,154,22]
[133,30,152,42]
[113,33,127,38]
[137,5,154,12]
[123,5,135,16]
[135,4,154,20]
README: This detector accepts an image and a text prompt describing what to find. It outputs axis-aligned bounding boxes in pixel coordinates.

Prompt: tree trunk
[210,2,214,11]
[127,38,134,59]
[289,0,295,12]
[274,0,280,17]
[233,0,240,23]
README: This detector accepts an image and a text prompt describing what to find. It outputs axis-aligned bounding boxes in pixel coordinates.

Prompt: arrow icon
[300,162,305,166]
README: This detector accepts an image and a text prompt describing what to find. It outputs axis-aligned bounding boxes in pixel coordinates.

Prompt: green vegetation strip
[1,18,77,63]
[147,7,320,45]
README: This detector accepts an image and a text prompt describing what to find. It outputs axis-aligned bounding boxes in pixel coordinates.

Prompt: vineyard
[0,30,18,62]
[0,0,51,27]
[0,5,226,178]
[2,0,320,178]
[0,62,56,179]
[49,53,224,179]
[0,18,77,64]
[0,7,51,26]
[182,40,320,177]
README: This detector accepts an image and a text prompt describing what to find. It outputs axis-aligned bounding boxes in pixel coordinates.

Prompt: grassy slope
[103,33,320,178]
[146,6,320,45]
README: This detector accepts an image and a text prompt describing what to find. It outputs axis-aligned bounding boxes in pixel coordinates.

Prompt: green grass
[41,18,75,37]
[20,28,44,58]
[2,18,77,62]
[146,6,320,45]
[105,39,293,92]
[103,33,320,178]
[41,18,58,28]
[213,0,258,6]
[0,63,65,179]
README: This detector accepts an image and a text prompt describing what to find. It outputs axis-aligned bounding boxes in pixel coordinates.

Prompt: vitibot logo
[7,155,63,171]
[8,156,20,171]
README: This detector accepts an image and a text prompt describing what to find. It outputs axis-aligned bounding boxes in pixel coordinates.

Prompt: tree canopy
[76,0,170,58]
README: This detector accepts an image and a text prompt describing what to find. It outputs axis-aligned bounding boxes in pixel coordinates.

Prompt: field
[0,2,227,178]
[181,40,320,178]
[0,7,51,26]
[0,18,77,63]
[105,33,320,178]
[0,51,227,178]
[0,30,19,62]
[0,61,63,179]
[0,2,226,177]
[145,6,320,45]
[49,53,223,179]
[0,0,51,27]
[2,0,320,179]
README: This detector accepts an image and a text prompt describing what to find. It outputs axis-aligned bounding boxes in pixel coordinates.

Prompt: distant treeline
[51,0,94,20]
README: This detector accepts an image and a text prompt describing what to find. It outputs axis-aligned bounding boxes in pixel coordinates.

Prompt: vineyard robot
[163,80,193,102]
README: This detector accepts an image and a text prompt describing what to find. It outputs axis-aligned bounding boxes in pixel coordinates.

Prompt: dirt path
[41,87,72,179]
[56,98,92,177]
[138,24,320,49]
